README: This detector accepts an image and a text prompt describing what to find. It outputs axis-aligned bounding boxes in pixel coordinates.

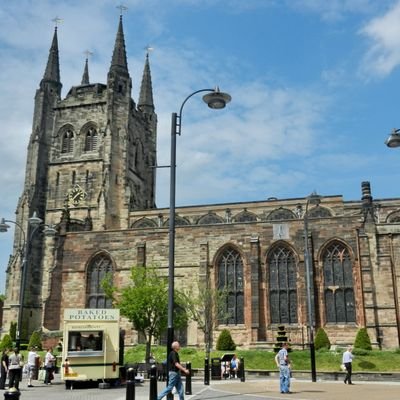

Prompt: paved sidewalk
[193,378,400,400]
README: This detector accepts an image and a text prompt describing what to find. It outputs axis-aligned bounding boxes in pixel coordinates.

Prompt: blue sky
[1,0,400,293]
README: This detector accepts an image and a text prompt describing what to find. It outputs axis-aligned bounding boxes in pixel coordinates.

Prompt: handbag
[38,368,46,381]
[340,364,346,371]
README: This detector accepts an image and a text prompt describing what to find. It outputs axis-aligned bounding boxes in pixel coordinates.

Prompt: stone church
[2,15,400,350]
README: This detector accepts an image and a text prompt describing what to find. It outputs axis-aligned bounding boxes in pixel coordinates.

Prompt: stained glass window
[323,242,355,323]
[217,247,244,324]
[268,245,298,324]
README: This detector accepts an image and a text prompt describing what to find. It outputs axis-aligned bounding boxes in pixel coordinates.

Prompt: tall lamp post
[0,212,56,349]
[167,87,231,357]
[302,192,321,383]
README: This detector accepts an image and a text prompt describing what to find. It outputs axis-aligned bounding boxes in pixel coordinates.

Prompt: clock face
[68,186,86,206]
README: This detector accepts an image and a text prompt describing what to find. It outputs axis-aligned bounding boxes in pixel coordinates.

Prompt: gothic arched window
[84,127,98,152]
[62,130,74,153]
[217,247,244,325]
[268,245,298,324]
[322,242,355,323]
[86,254,113,309]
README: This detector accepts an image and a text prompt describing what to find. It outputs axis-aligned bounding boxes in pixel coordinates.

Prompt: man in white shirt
[275,342,291,394]
[342,345,354,384]
[27,346,38,387]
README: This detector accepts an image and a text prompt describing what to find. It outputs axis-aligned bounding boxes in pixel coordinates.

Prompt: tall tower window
[61,130,74,153]
[268,245,298,324]
[217,247,244,324]
[322,242,355,323]
[84,127,98,152]
[86,254,113,309]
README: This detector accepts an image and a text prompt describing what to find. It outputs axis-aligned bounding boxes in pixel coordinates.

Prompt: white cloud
[359,1,400,78]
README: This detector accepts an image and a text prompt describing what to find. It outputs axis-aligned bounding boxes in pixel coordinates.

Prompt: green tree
[183,279,228,360]
[0,334,13,351]
[315,328,331,350]
[216,329,236,351]
[354,327,372,351]
[28,331,42,350]
[102,266,188,362]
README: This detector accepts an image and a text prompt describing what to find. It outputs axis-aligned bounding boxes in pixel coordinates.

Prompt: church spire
[81,57,90,85]
[109,15,128,76]
[138,52,154,114]
[41,27,61,91]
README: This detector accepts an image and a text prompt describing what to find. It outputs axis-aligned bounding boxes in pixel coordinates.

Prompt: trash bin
[211,357,221,380]
[3,388,20,400]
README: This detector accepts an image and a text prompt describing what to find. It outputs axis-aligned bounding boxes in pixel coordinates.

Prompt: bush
[28,331,42,350]
[216,329,236,351]
[354,328,372,351]
[0,334,13,351]
[353,348,370,356]
[314,328,331,350]
[9,322,17,341]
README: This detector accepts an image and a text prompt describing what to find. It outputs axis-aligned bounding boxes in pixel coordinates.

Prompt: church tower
[2,15,157,338]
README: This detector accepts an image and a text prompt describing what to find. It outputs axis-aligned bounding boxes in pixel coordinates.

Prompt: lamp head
[203,87,231,109]
[0,218,10,232]
[28,211,43,227]
[385,128,400,148]
[307,191,321,206]
[43,225,57,237]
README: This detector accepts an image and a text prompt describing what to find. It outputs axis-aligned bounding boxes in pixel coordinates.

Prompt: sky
[1,0,400,293]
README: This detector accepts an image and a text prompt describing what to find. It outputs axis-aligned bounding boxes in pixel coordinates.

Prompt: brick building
[2,15,400,350]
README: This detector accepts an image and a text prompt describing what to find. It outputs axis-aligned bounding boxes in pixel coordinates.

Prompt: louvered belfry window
[61,130,74,153]
[323,242,355,323]
[86,254,113,309]
[217,247,244,324]
[84,127,98,151]
[268,245,298,324]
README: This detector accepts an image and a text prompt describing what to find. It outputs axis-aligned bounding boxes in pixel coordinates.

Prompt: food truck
[61,308,122,388]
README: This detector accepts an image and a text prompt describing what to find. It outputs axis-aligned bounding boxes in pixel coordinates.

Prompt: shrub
[353,348,370,356]
[0,334,13,351]
[314,328,331,350]
[28,331,42,350]
[216,329,236,351]
[9,322,17,341]
[354,328,372,351]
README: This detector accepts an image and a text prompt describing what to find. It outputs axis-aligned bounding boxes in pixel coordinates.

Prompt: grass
[125,345,400,372]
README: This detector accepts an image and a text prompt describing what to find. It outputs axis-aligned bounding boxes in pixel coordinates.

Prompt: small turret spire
[81,51,92,85]
[138,51,154,113]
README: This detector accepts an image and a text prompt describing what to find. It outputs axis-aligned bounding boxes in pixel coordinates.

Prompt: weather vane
[144,45,154,55]
[117,4,128,16]
[52,16,63,28]
[84,50,94,59]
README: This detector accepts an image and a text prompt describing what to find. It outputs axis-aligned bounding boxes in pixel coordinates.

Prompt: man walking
[343,345,354,384]
[158,341,189,400]
[27,346,39,387]
[275,342,291,394]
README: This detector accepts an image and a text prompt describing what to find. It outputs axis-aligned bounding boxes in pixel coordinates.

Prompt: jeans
[158,371,184,400]
[279,365,290,393]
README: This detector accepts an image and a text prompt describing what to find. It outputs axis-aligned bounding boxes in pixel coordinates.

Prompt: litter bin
[211,357,221,380]
[3,388,20,400]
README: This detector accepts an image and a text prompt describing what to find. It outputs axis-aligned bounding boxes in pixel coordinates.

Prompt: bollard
[204,358,209,385]
[149,364,158,400]
[126,367,136,400]
[185,362,192,395]
[240,357,245,382]
[3,387,20,400]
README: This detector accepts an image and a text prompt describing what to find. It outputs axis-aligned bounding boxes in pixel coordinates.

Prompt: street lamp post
[167,87,231,357]
[302,192,321,383]
[0,212,57,349]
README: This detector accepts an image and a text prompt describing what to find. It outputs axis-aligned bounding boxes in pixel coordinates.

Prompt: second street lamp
[167,87,231,363]
[303,192,321,383]
[385,128,400,148]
